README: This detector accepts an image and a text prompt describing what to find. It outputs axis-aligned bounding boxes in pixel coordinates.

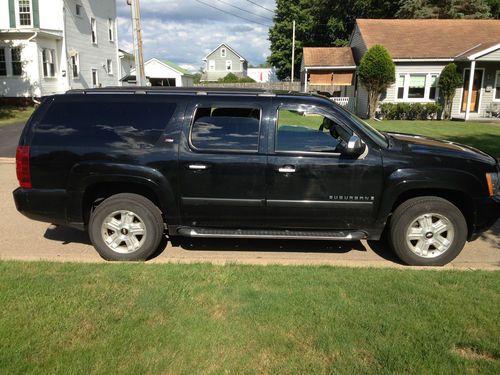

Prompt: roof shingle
[356,19,500,59]
[303,47,355,67]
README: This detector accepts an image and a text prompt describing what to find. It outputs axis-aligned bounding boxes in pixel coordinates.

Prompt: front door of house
[461,69,483,112]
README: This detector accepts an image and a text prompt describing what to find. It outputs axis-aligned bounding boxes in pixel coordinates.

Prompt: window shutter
[8,0,16,28]
[32,0,40,28]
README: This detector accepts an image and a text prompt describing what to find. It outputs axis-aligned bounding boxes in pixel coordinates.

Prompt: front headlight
[486,172,500,196]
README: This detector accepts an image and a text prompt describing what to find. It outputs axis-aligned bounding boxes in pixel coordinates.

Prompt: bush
[379,102,442,120]
[217,73,256,83]
[359,45,396,118]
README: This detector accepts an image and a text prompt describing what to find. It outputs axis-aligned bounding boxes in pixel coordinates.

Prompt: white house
[122,58,194,87]
[118,48,134,84]
[247,68,279,83]
[0,0,119,101]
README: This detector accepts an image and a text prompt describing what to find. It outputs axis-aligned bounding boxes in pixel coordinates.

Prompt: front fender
[65,162,179,225]
[375,168,485,226]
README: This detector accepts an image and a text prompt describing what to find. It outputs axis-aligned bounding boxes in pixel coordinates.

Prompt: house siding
[64,0,119,90]
[350,25,367,64]
[203,44,247,81]
[476,49,500,61]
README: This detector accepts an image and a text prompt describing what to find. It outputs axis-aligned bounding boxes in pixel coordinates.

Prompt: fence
[331,97,355,112]
[194,82,342,92]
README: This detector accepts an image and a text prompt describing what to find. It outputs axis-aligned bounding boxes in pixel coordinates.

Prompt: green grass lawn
[0,261,498,374]
[0,106,34,127]
[368,120,500,157]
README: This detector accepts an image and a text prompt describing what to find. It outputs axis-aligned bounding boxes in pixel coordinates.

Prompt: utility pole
[290,20,295,90]
[128,0,146,86]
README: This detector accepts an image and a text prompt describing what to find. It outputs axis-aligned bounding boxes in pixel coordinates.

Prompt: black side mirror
[343,134,366,156]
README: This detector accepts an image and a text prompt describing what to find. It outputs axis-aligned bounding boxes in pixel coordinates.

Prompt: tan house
[301,19,500,120]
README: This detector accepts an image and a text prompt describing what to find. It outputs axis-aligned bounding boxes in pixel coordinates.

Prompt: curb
[0,157,15,164]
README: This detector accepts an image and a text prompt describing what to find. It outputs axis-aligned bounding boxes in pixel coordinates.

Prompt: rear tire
[389,196,467,266]
[89,193,165,261]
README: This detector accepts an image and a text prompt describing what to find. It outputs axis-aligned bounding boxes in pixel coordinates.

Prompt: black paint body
[13,88,500,241]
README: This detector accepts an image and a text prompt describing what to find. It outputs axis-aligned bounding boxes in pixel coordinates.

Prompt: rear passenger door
[178,98,270,228]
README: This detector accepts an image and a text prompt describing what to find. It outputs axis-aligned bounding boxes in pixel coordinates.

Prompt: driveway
[1,162,498,269]
[0,122,25,157]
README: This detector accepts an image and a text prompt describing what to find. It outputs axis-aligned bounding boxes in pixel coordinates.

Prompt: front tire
[89,193,165,261]
[389,196,467,266]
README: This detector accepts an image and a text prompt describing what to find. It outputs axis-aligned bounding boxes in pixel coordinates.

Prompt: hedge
[378,102,442,120]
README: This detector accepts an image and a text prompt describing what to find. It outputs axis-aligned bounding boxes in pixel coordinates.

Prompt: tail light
[16,146,32,189]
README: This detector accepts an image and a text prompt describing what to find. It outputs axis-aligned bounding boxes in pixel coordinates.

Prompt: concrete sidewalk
[1,162,498,269]
[0,122,24,157]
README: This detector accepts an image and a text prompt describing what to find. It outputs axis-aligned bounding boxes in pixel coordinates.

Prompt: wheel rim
[405,213,455,259]
[101,210,147,254]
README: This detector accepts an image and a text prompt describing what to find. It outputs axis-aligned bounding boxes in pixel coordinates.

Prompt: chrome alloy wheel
[101,210,147,254]
[406,213,455,259]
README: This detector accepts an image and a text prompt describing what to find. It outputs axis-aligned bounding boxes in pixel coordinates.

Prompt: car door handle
[188,164,208,170]
[278,166,296,173]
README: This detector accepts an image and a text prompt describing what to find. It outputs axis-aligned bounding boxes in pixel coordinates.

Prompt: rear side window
[190,107,260,152]
[35,97,177,149]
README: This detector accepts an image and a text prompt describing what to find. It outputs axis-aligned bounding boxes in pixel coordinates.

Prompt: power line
[195,0,272,27]
[214,0,273,21]
[244,0,275,13]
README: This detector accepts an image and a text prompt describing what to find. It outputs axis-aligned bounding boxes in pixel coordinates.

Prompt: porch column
[465,60,476,121]
[304,68,308,93]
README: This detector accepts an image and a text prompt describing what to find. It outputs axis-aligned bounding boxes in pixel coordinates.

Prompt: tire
[89,193,165,261]
[389,196,467,266]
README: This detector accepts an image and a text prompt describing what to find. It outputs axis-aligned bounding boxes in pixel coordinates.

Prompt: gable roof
[203,43,246,62]
[302,47,356,68]
[130,58,193,77]
[356,19,500,60]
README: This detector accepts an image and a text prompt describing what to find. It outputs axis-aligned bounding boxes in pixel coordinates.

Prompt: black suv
[13,88,500,266]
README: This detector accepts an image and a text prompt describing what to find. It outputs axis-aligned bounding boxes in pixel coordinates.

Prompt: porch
[451,43,500,121]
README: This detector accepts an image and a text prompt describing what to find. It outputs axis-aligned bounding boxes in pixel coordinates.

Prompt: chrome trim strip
[181,197,264,207]
[267,200,373,208]
[178,229,366,241]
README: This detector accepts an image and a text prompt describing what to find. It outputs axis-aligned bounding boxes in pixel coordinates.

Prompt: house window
[91,69,99,87]
[208,60,215,70]
[71,53,79,78]
[11,47,22,76]
[495,71,500,101]
[106,59,113,75]
[0,48,6,76]
[108,19,114,41]
[408,74,426,99]
[75,4,82,16]
[18,0,32,26]
[42,48,56,77]
[91,18,97,44]
[221,48,226,57]
[226,60,232,71]
[397,74,405,99]
[429,74,438,100]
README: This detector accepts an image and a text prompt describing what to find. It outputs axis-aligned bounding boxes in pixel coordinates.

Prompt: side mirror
[343,134,366,156]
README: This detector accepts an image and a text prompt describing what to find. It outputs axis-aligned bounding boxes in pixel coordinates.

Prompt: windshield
[333,104,388,148]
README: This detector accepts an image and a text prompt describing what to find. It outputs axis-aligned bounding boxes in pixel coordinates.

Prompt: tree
[396,0,492,18]
[358,45,395,119]
[268,0,400,80]
[438,63,462,119]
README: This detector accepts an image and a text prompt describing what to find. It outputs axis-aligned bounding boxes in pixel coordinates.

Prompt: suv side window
[276,108,351,153]
[37,96,177,149]
[190,107,260,152]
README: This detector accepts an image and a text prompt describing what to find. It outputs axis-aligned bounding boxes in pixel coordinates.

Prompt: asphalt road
[0,122,24,157]
[0,162,499,269]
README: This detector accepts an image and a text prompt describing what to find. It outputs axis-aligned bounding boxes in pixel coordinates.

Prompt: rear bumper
[470,196,500,240]
[13,188,85,230]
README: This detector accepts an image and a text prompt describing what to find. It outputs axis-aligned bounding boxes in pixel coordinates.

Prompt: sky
[117,0,276,72]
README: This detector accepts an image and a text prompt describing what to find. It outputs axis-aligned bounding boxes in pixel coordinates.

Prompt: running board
[177,227,366,241]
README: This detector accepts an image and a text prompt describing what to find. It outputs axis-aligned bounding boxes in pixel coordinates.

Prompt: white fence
[331,97,355,112]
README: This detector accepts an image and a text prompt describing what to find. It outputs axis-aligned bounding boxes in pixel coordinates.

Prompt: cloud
[117,0,275,71]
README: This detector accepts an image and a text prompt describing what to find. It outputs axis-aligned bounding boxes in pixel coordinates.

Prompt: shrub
[217,73,256,83]
[438,63,462,119]
[359,45,396,119]
[378,102,442,120]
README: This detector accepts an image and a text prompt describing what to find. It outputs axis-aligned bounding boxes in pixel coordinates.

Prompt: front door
[266,103,384,230]
[178,100,269,228]
[461,69,483,112]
